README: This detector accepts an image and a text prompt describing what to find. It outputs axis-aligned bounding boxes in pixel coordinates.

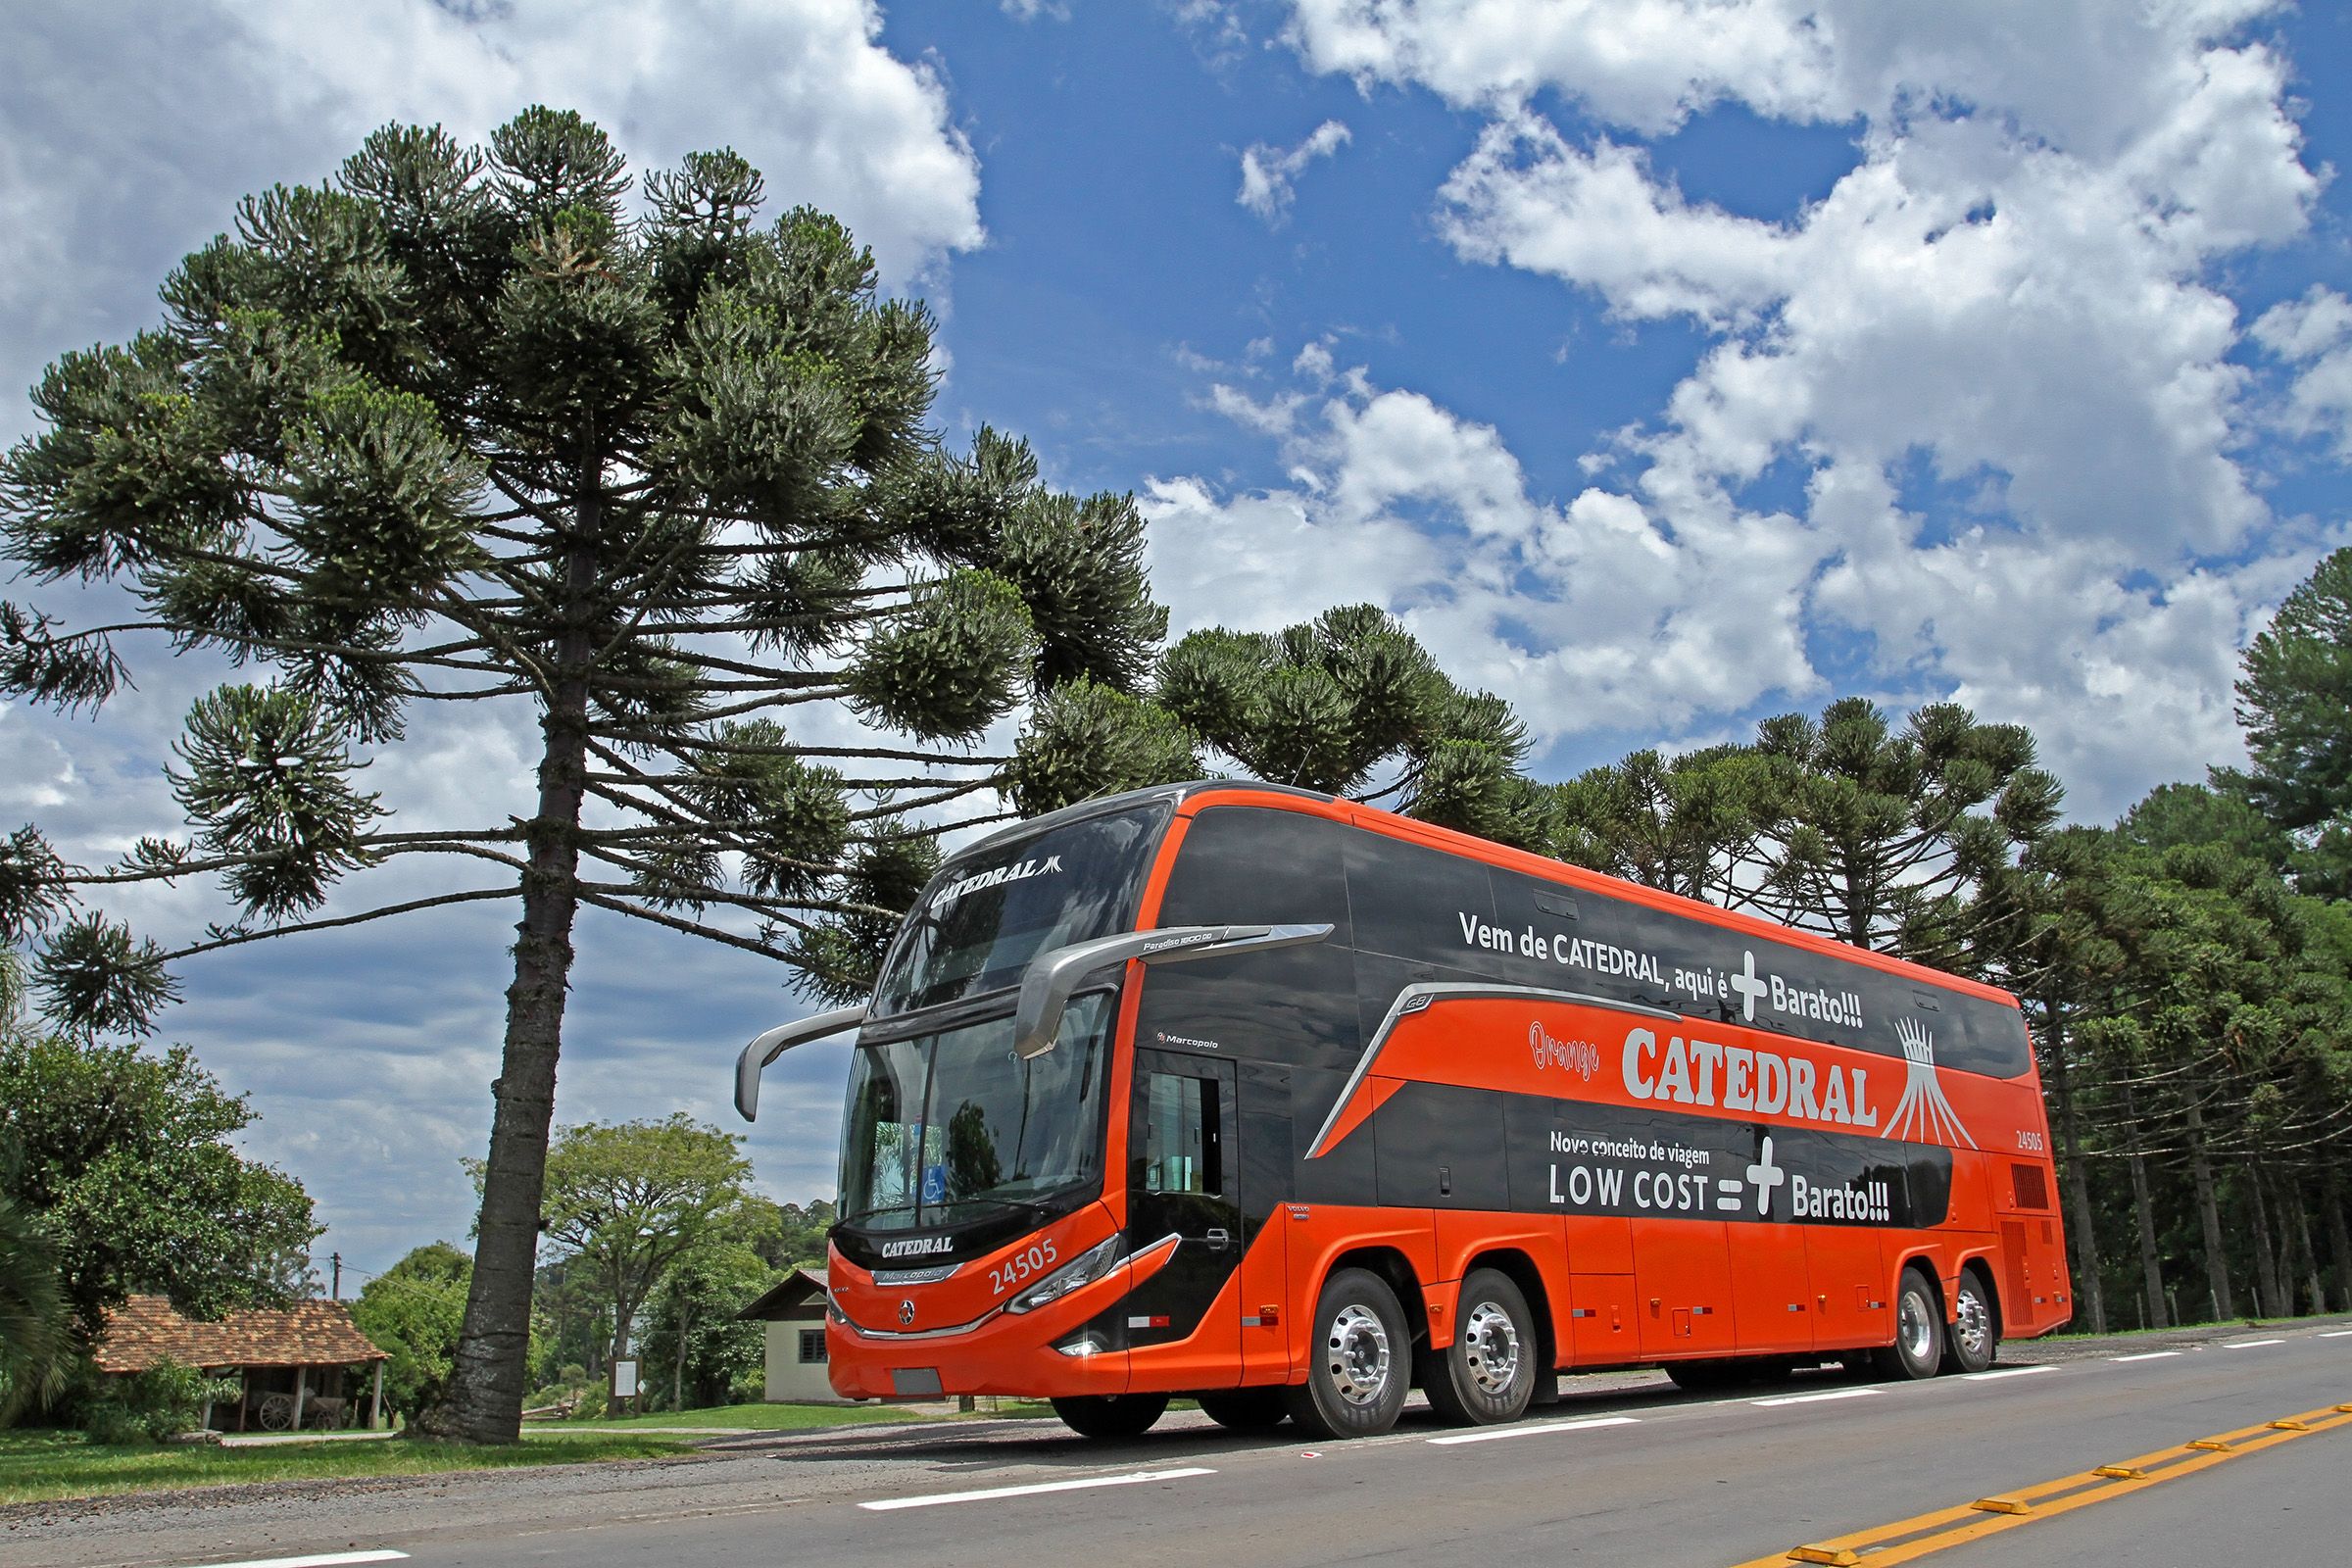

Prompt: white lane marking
[2223,1338,2285,1348]
[1427,1414,1641,1446]
[2320,1330,2352,1339]
[2111,1350,2183,1362]
[171,1555,409,1568]
[1962,1365,2055,1382]
[859,1467,1215,1511]
[1752,1388,1879,1407]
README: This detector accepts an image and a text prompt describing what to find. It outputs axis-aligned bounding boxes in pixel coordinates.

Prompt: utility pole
[331,1251,342,1301]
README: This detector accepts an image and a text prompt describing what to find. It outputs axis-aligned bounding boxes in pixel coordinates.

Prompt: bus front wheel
[1051,1393,1168,1440]
[1424,1268,1537,1426]
[1872,1266,1945,1380]
[1287,1267,1412,1439]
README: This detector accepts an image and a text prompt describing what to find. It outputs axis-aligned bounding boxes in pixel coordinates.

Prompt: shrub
[82,1358,240,1444]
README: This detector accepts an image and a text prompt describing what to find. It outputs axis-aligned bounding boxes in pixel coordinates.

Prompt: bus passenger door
[1123,1052,1244,1390]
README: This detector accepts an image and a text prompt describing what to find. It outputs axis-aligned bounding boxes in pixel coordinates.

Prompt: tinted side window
[1136,808,1360,1070]
[1344,824,1495,964]
[1154,807,1353,941]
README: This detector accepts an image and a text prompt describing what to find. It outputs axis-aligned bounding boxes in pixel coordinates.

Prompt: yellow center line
[1726,1401,2352,1568]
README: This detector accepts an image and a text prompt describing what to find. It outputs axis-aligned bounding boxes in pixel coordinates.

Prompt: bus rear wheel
[1287,1267,1412,1440]
[1424,1268,1537,1426]
[1197,1388,1290,1433]
[1872,1266,1945,1381]
[1941,1267,1997,1374]
[1051,1393,1168,1440]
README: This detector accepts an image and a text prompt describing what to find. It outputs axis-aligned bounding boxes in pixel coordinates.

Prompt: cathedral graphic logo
[1884,1017,1977,1149]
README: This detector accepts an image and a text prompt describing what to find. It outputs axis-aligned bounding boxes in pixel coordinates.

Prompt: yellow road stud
[2092,1464,2147,1479]
[2188,1439,2234,1451]
[1970,1496,2034,1515]
[1787,1547,1860,1566]
[2269,1419,2311,1431]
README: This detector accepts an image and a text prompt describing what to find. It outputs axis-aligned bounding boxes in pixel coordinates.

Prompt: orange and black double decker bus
[734,782,2072,1440]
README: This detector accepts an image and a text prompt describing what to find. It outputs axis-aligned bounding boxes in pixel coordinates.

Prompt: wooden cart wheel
[258,1393,296,1431]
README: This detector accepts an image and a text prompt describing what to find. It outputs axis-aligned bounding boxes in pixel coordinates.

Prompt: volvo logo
[899,1298,916,1326]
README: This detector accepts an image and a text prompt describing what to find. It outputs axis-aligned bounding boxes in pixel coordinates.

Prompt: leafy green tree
[0,111,1162,1441]
[1544,745,1781,904]
[638,1241,772,1410]
[0,1139,71,1425]
[509,1114,760,1413]
[1740,698,2063,966]
[761,1199,836,1270]
[2230,546,2352,832]
[0,1026,318,1338]
[1006,603,1553,848]
[2120,782,2292,871]
[2221,546,2352,898]
[349,1242,472,1424]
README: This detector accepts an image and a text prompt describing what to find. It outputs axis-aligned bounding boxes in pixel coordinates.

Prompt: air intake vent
[2011,1162,2051,1211]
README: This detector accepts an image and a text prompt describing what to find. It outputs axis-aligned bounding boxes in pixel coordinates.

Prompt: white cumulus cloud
[1238,119,1354,223]
[1257,0,2342,812]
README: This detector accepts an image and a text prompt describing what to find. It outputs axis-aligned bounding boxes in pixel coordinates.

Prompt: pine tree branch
[160,886,518,960]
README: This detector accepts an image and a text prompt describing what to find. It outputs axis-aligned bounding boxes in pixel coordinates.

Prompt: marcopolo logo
[1529,1020,1600,1082]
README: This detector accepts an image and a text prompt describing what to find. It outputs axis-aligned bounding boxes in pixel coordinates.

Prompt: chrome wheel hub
[1898,1291,1935,1362]
[1326,1302,1393,1406]
[1461,1299,1522,1397]
[1956,1286,1992,1360]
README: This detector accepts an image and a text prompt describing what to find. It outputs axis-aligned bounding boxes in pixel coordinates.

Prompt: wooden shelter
[93,1295,389,1432]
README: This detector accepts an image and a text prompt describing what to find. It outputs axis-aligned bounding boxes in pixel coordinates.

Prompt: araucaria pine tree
[0,110,1163,1442]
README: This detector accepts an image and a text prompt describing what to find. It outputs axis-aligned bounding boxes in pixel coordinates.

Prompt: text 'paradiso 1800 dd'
[734,782,2072,1441]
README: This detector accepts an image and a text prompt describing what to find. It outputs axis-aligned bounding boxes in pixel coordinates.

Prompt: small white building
[738,1267,848,1403]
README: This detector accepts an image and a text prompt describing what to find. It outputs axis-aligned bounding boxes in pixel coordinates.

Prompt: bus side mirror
[1011,924,1334,1060]
[734,1004,869,1121]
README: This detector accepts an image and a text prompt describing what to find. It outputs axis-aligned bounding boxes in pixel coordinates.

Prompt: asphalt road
[10,1318,2349,1568]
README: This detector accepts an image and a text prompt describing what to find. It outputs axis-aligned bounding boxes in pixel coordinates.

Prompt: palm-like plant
[0,1142,72,1425]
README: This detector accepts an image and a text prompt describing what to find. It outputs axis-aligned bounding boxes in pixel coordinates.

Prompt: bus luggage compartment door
[1631,1217,1737,1359]
[1123,1051,1244,1389]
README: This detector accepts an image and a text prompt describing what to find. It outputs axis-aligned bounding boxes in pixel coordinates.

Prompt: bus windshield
[838,993,1114,1232]
[870,802,1169,1016]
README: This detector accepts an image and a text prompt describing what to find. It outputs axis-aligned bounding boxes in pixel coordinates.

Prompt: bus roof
[950,779,2021,1011]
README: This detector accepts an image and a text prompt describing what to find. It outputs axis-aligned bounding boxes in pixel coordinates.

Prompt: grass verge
[0,1428,691,1508]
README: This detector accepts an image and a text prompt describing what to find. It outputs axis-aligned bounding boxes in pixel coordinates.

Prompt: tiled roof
[92,1295,387,1373]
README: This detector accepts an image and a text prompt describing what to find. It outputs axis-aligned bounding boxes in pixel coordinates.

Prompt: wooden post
[290,1367,308,1431]
[369,1361,384,1431]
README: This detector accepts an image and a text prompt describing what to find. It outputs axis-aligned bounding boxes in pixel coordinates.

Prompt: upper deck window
[872,802,1171,1017]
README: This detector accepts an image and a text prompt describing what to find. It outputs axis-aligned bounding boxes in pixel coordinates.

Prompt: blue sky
[3,0,2349,1277]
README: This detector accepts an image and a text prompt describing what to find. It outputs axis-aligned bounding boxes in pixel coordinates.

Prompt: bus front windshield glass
[871,803,1168,1016]
[838,994,1113,1232]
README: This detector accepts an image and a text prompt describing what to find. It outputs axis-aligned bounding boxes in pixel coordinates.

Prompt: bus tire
[1424,1268,1538,1426]
[1051,1393,1168,1440]
[1872,1266,1944,1381]
[1197,1388,1290,1433]
[1941,1266,1997,1375]
[1287,1267,1412,1439]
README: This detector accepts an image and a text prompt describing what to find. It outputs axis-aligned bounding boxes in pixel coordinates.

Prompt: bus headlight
[1005,1235,1124,1314]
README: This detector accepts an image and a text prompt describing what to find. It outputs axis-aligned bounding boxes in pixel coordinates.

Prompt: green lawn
[564,1397,1058,1430]
[0,1428,692,1508]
